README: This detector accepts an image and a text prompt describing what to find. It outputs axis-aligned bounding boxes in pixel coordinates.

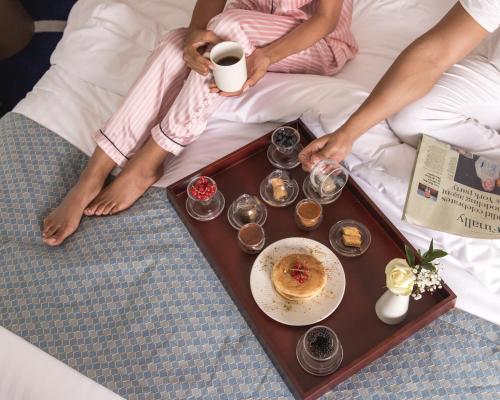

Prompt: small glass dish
[238,223,265,254]
[267,126,303,170]
[227,194,267,230]
[296,325,343,376]
[294,199,323,231]
[303,160,348,204]
[259,169,299,207]
[329,219,371,257]
[186,176,225,221]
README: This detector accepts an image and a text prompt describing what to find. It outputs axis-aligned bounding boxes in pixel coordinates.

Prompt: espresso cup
[210,41,247,93]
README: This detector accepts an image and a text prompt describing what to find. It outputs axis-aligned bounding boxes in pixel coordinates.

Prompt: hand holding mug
[210,47,271,96]
[183,29,222,75]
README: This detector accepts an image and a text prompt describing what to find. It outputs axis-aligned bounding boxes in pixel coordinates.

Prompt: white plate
[250,238,346,326]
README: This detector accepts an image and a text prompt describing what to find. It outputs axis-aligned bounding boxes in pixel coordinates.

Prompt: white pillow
[51,0,195,95]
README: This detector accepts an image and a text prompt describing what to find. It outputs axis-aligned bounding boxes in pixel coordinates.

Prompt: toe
[47,224,78,246]
[44,223,60,238]
[84,200,101,216]
[42,219,53,236]
[94,201,109,216]
[110,203,126,215]
[102,202,116,216]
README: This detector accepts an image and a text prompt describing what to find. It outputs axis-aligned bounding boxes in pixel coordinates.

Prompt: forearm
[263,13,340,64]
[189,0,227,31]
[339,2,490,141]
[341,39,446,140]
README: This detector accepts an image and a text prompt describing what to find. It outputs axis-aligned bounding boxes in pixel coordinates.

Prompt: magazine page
[403,135,500,239]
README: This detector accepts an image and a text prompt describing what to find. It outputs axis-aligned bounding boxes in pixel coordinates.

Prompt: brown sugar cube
[341,226,361,238]
[342,234,362,248]
[270,178,288,201]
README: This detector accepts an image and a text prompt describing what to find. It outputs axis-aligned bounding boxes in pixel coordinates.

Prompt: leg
[388,55,500,162]
[92,28,190,167]
[82,28,191,216]
[43,28,190,244]
[42,147,115,246]
[85,137,172,216]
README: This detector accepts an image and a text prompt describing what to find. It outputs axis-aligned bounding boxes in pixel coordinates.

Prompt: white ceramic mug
[210,41,247,93]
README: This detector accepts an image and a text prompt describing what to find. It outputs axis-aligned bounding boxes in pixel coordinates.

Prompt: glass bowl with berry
[186,176,225,221]
[296,325,343,376]
[267,126,303,170]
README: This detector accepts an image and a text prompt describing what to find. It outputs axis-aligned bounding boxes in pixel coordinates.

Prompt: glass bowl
[303,160,349,204]
[185,176,225,221]
[259,169,299,207]
[296,325,343,376]
[267,126,303,170]
[227,194,267,230]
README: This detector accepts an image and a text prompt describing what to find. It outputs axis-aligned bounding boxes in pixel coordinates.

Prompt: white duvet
[14,0,500,324]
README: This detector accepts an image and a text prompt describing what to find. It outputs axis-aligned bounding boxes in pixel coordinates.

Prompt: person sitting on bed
[42,0,358,246]
[300,0,500,169]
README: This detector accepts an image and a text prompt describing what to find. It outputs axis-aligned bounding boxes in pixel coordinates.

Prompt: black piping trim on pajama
[98,129,130,160]
[158,124,186,148]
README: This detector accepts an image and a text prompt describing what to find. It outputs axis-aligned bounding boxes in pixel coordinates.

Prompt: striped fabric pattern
[94,1,357,165]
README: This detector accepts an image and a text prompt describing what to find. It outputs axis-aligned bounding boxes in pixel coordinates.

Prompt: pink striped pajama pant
[93,8,354,166]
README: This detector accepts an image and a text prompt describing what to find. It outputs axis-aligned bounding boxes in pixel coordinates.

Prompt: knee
[156,28,187,56]
[387,101,433,147]
[207,9,248,37]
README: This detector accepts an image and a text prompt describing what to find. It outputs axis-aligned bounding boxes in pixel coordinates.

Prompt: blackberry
[273,129,299,148]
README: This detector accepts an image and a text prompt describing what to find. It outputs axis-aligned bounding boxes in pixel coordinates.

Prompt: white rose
[385,258,415,296]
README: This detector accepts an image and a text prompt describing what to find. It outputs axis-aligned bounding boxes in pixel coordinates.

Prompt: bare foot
[42,178,103,246]
[42,147,116,246]
[85,163,163,216]
[85,137,169,217]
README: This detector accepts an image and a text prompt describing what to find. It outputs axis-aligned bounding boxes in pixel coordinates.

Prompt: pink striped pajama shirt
[93,0,357,166]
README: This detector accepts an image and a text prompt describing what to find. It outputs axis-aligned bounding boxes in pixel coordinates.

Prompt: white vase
[375,289,410,325]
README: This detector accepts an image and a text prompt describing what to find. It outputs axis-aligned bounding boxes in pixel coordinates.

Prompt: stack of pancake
[272,254,327,302]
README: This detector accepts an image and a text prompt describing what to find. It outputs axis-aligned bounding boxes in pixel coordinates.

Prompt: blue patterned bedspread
[0,112,498,399]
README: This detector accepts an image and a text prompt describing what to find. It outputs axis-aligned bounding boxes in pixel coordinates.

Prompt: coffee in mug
[215,56,241,66]
[210,41,247,93]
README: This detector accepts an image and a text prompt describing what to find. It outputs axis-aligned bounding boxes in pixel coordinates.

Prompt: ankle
[77,169,109,188]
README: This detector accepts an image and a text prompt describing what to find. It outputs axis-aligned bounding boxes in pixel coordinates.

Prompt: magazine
[403,135,500,239]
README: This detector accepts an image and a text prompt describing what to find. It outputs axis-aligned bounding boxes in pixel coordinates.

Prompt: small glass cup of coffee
[238,223,265,254]
[294,199,323,231]
[296,325,343,376]
[267,126,302,170]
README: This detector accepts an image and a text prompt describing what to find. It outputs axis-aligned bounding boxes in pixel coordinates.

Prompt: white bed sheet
[8,0,500,397]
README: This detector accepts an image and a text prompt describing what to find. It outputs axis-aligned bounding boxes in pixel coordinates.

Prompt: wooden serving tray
[166,121,456,400]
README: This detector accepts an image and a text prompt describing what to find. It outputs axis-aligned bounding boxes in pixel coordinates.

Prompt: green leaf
[405,245,415,267]
[422,239,433,259]
[425,250,448,262]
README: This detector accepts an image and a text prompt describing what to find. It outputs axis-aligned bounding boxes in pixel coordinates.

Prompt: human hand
[183,29,222,75]
[299,130,354,171]
[209,48,271,96]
